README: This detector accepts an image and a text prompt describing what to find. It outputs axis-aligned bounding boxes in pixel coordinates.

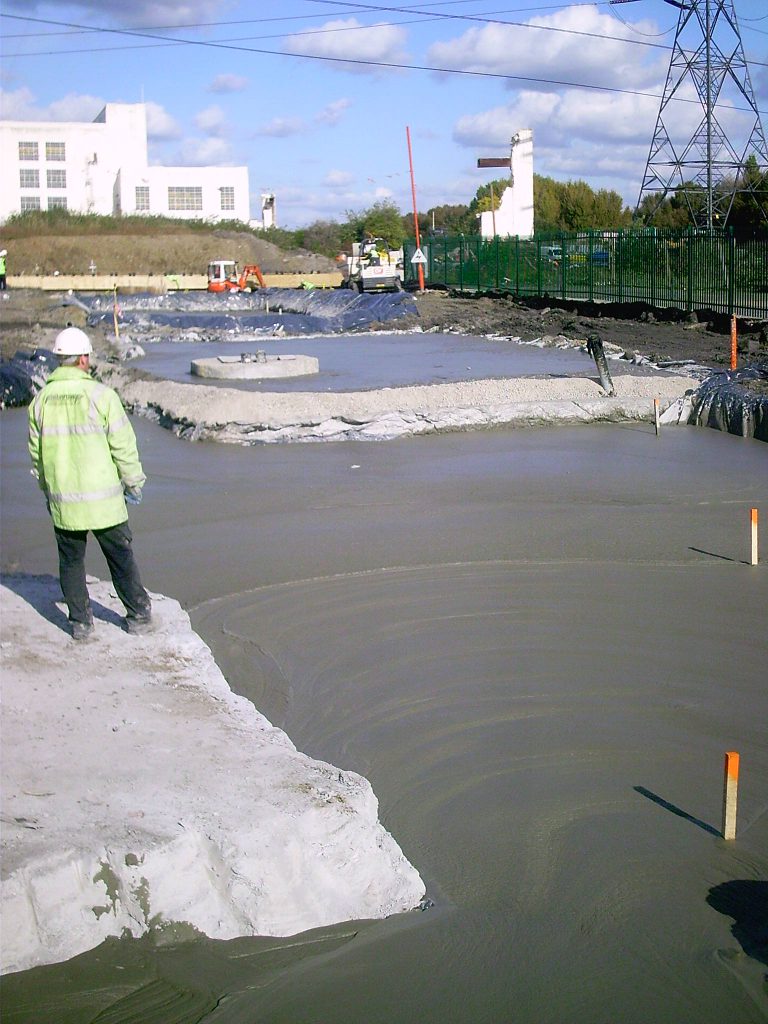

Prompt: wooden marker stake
[112,286,120,341]
[750,508,759,566]
[721,751,739,840]
[654,397,660,436]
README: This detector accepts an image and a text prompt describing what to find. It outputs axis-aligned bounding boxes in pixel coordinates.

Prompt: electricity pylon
[615,0,768,229]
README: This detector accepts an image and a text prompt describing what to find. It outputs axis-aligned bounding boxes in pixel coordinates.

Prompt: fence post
[617,230,624,303]
[588,230,594,303]
[476,237,481,292]
[459,236,464,292]
[650,232,657,309]
[687,225,694,313]
[727,229,736,316]
[561,232,567,301]
[515,236,520,294]
[537,237,542,298]
[495,235,500,291]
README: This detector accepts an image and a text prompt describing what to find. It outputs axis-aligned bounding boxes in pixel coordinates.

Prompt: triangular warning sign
[410,248,427,265]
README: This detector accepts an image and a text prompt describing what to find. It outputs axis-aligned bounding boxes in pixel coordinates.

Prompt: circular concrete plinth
[191,354,319,379]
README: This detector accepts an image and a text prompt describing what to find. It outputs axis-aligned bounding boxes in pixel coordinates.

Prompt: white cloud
[145,101,182,140]
[283,18,409,74]
[208,74,249,94]
[194,104,228,137]
[0,87,104,122]
[453,86,662,156]
[453,87,661,202]
[428,5,666,93]
[324,169,355,187]
[174,137,233,165]
[254,117,308,138]
[315,98,351,126]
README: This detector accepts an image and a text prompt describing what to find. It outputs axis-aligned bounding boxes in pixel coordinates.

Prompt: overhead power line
[0,8,765,108]
[2,5,764,67]
[0,1,630,38]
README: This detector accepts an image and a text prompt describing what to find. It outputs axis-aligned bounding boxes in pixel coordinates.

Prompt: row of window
[21,197,67,211]
[20,169,66,189]
[19,141,66,161]
[17,178,237,210]
[137,186,235,211]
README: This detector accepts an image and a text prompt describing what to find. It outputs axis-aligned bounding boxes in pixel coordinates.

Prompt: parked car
[543,245,562,263]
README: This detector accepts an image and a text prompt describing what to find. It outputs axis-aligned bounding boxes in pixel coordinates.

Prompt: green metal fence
[404,229,768,319]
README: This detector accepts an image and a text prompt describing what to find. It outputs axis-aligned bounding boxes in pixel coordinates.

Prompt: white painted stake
[654,398,660,436]
[722,751,739,840]
[750,508,759,566]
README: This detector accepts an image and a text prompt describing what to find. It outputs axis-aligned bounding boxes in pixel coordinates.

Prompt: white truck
[342,238,405,293]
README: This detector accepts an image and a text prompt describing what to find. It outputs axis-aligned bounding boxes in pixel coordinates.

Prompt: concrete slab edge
[0,575,425,975]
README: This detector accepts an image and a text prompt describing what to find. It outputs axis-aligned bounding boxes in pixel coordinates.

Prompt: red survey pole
[406,126,425,292]
[730,315,738,370]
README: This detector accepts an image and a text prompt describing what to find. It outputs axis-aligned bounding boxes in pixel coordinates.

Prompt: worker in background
[0,248,7,291]
[28,327,152,641]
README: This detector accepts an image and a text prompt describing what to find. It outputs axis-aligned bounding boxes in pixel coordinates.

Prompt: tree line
[273,162,767,255]
[5,162,765,258]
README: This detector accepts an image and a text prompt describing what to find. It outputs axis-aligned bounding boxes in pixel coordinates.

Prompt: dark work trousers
[54,521,151,625]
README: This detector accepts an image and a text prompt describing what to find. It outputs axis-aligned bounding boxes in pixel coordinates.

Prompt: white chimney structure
[478,129,534,239]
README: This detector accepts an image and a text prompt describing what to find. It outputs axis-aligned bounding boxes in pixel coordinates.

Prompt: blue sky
[1,0,767,227]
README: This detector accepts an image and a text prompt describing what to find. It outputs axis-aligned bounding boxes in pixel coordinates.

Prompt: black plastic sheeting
[0,349,56,408]
[80,288,417,335]
[691,365,768,442]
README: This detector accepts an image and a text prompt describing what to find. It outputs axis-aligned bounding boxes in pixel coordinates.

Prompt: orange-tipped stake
[750,508,759,566]
[654,397,660,436]
[722,751,740,840]
[730,315,738,370]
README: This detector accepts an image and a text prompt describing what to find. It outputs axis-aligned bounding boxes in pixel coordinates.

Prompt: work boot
[71,620,94,642]
[124,615,154,636]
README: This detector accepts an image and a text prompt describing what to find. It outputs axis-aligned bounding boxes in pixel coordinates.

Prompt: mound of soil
[407,292,768,369]
[4,230,336,278]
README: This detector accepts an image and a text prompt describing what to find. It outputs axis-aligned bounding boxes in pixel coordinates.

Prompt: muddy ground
[399,291,768,367]
[1,286,767,367]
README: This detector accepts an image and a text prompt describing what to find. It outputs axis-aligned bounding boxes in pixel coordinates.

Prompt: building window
[19,141,39,161]
[48,197,68,210]
[20,169,40,189]
[20,197,41,211]
[220,186,235,211]
[168,186,203,211]
[135,186,150,211]
[46,142,66,161]
[47,169,67,189]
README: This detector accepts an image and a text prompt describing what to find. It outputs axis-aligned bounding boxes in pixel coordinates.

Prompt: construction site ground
[1,285,764,368]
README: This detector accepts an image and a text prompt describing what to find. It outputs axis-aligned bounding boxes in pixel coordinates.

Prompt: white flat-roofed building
[0,103,251,224]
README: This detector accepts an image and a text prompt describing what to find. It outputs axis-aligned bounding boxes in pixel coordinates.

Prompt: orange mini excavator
[207,260,265,293]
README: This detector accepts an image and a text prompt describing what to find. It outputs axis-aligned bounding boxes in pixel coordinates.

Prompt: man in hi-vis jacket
[28,327,152,641]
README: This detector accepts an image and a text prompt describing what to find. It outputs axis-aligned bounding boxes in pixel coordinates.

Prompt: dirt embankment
[401,292,768,368]
[2,230,337,278]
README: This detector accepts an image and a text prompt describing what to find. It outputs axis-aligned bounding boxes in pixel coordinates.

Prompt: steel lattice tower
[633,0,768,228]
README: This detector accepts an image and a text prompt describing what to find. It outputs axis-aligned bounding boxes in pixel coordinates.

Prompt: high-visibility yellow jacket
[28,367,146,531]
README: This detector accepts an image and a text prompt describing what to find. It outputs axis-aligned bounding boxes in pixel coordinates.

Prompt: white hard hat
[53,327,93,356]
[0,249,7,257]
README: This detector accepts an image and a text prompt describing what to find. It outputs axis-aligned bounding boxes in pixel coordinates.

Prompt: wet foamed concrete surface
[1,408,767,1023]
[132,331,605,392]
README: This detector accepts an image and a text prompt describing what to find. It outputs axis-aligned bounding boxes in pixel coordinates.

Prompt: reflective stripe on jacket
[28,366,146,530]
